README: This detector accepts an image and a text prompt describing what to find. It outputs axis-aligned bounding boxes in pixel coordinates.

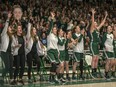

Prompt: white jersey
[73,33,84,53]
[58,37,65,51]
[47,33,58,51]
[105,33,114,52]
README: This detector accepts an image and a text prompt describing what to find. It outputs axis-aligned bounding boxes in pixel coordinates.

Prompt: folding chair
[97,50,105,78]
[83,50,93,79]
[84,50,105,79]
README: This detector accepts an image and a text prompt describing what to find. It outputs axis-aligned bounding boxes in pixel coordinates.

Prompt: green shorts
[90,42,99,56]
[74,52,84,62]
[104,51,114,59]
[59,50,65,62]
[47,49,59,63]
[65,50,70,61]
[114,48,116,58]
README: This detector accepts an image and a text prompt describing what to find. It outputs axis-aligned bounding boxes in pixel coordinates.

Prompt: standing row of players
[0,6,116,85]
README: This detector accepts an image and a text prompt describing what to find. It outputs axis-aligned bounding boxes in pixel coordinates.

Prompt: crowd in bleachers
[0,0,116,86]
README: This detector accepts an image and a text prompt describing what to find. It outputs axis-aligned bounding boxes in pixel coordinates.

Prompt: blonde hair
[7,25,13,40]
[30,27,38,42]
[13,5,22,12]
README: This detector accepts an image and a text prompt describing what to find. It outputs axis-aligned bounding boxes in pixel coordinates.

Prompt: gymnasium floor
[2,78,116,87]
[48,82,116,87]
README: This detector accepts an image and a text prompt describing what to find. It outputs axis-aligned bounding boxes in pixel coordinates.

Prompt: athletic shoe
[91,73,97,79]
[79,76,85,80]
[105,76,111,81]
[0,78,4,86]
[10,80,17,85]
[111,75,116,79]
[66,77,71,81]
[62,77,66,80]
[49,80,55,84]
[28,79,33,83]
[53,78,61,84]
[19,79,24,85]
[72,76,77,80]
[60,78,66,83]
[49,78,61,84]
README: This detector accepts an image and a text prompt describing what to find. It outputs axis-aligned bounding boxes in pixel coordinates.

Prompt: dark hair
[72,26,76,34]
[72,25,80,34]
[66,30,72,35]
[14,24,25,36]
[30,27,38,41]
[57,28,62,35]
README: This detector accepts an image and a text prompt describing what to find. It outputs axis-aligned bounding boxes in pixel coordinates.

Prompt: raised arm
[47,12,55,35]
[1,12,12,36]
[90,9,96,33]
[26,23,31,39]
[97,11,108,30]
[85,21,90,31]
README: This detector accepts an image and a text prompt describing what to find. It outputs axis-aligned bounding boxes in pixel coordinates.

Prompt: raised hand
[81,29,85,36]
[91,8,96,14]
[51,11,55,18]
[105,11,108,17]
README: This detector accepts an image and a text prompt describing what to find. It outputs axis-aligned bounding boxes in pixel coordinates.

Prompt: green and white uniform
[58,37,66,63]
[102,33,114,59]
[47,19,59,63]
[90,30,100,56]
[65,39,71,61]
[113,39,116,58]
[72,33,84,62]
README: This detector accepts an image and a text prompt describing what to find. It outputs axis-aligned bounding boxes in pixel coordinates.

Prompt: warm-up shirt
[58,36,66,51]
[102,33,114,52]
[47,33,58,51]
[72,33,84,53]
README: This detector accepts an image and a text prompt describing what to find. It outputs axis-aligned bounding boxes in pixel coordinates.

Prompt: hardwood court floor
[18,81,116,87]
[47,82,116,87]
[2,79,116,87]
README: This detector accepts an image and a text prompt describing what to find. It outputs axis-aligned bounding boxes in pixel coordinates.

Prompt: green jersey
[114,40,116,53]
[90,30,100,43]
